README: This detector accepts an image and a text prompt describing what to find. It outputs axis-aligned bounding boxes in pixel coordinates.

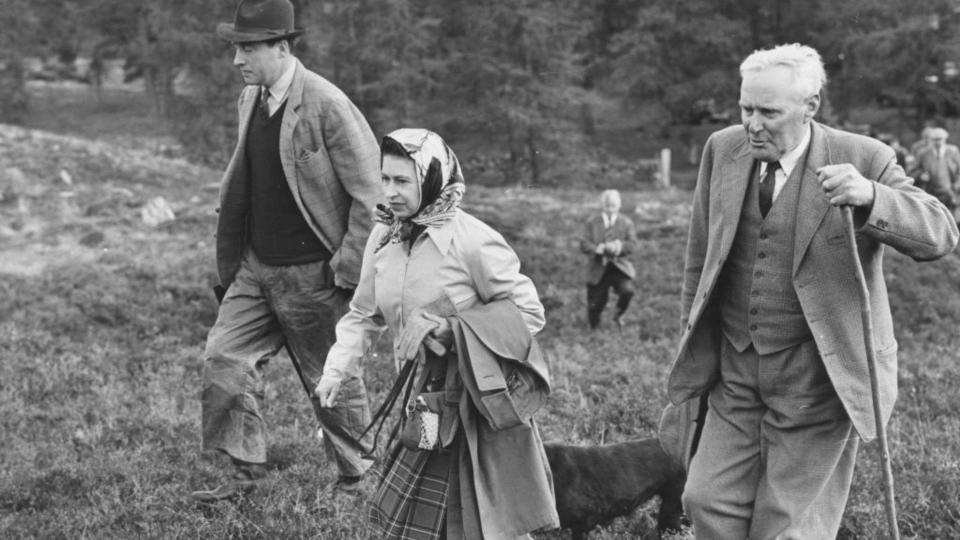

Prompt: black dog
[544,438,685,539]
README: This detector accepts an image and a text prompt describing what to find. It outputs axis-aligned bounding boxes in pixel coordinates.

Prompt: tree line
[3,0,960,185]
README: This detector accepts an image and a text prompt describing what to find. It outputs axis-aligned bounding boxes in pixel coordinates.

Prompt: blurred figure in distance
[908,127,960,214]
[579,189,637,330]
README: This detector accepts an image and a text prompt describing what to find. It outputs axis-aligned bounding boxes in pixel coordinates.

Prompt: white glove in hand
[422,312,452,350]
[396,313,440,362]
[314,375,342,408]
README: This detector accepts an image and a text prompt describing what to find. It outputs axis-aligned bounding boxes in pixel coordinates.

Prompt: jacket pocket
[295,148,333,182]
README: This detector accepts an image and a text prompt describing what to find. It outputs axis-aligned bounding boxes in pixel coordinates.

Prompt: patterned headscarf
[376,128,465,251]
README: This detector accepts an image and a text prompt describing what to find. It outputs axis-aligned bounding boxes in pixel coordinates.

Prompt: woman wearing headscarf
[314,128,558,539]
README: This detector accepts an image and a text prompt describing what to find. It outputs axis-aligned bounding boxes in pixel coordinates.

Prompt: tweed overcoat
[579,213,638,284]
[667,121,959,440]
[215,59,382,289]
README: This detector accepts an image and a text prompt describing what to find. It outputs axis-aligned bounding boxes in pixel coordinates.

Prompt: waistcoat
[716,158,812,354]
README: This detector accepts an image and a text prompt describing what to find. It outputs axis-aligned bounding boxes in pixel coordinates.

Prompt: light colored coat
[668,121,958,440]
[215,59,382,289]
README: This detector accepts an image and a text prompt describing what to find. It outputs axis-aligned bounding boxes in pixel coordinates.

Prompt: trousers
[682,337,859,539]
[586,264,635,328]
[201,249,375,477]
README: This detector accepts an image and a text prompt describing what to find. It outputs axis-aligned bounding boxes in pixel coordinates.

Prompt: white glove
[395,313,440,362]
[314,375,342,408]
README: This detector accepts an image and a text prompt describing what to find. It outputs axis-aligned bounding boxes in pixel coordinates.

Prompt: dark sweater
[245,100,330,265]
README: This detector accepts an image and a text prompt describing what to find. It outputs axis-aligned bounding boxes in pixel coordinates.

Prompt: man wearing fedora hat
[192,0,382,501]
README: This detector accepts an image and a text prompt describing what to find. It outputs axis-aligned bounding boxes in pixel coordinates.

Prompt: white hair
[930,127,949,140]
[601,189,621,204]
[740,43,827,97]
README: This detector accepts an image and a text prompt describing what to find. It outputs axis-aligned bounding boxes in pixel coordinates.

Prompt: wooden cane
[841,206,901,540]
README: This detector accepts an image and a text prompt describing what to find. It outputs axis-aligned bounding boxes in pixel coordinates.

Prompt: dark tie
[259,86,271,118]
[759,160,780,218]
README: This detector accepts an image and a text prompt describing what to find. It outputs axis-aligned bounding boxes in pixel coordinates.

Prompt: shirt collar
[602,213,617,228]
[422,215,456,256]
[266,60,296,103]
[763,123,812,177]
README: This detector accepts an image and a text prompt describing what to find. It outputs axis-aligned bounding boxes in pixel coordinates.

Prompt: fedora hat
[217,0,305,43]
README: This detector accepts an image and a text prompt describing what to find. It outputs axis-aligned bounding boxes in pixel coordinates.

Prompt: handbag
[400,392,444,451]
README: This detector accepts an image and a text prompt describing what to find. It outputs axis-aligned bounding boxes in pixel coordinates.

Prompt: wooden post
[660,148,671,188]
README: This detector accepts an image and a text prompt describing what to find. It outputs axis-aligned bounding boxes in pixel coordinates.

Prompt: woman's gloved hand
[314,375,342,408]
[395,313,440,362]
[395,311,454,362]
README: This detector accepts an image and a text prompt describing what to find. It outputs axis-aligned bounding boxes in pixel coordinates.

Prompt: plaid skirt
[370,442,456,540]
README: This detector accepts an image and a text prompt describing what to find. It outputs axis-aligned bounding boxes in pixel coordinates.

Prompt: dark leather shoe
[614,314,625,330]
[336,475,362,492]
[190,463,267,502]
[190,479,258,502]
[321,475,362,495]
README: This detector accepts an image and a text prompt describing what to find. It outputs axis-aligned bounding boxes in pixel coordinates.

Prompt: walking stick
[841,207,900,540]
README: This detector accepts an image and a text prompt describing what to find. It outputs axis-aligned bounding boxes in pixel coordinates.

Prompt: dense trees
[6,0,960,184]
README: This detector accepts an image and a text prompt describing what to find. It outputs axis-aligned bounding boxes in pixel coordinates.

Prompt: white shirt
[602,213,617,228]
[262,60,296,116]
[323,209,545,379]
[761,124,812,202]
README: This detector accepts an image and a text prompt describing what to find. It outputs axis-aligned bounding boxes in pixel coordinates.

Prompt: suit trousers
[683,336,859,540]
[586,264,635,329]
[201,249,375,477]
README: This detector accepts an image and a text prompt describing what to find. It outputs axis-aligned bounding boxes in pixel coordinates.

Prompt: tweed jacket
[667,121,959,440]
[910,143,960,193]
[215,59,382,289]
[579,213,638,284]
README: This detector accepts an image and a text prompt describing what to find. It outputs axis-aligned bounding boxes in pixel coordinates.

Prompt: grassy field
[2,95,960,539]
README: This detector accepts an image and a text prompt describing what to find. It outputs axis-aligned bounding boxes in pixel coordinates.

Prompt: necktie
[259,86,271,118]
[603,215,616,242]
[759,160,779,218]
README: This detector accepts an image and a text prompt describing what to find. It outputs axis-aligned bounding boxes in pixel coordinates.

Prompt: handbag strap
[361,357,419,452]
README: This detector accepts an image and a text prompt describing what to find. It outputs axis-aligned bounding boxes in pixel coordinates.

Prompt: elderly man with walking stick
[662,43,958,539]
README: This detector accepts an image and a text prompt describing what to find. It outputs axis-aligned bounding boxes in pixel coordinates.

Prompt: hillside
[2,124,959,539]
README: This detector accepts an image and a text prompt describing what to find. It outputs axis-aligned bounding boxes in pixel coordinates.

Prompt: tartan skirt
[370,441,456,540]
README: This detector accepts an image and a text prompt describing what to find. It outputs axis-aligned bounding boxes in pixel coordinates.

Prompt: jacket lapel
[237,86,257,143]
[279,59,304,194]
[793,122,833,274]
[719,140,754,255]
[219,85,258,206]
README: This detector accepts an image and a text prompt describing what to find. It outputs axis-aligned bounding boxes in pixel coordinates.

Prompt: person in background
[191,0,382,502]
[875,132,907,167]
[579,189,637,330]
[315,128,559,539]
[663,43,958,539]
[909,125,934,159]
[909,127,960,213]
